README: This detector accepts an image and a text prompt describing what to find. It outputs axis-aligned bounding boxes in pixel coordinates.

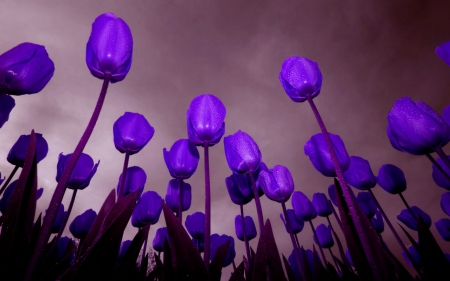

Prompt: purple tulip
[279,56,323,103]
[153,227,169,253]
[0,180,17,214]
[56,236,75,264]
[344,156,377,190]
[7,133,48,167]
[113,112,155,155]
[186,94,226,146]
[328,184,338,206]
[436,41,450,67]
[235,215,257,241]
[259,165,294,203]
[313,224,334,249]
[280,209,304,234]
[436,218,450,241]
[0,94,15,128]
[402,244,421,267]
[432,155,450,190]
[116,166,146,198]
[56,153,99,190]
[193,237,204,253]
[165,179,191,213]
[44,204,66,233]
[312,192,332,217]
[377,164,407,194]
[387,97,450,155]
[36,188,43,200]
[224,130,262,174]
[289,248,316,279]
[0,42,54,95]
[210,234,236,267]
[86,13,133,83]
[69,209,97,239]
[443,105,450,126]
[118,240,132,260]
[441,192,450,217]
[131,191,162,228]
[163,139,199,180]
[397,206,432,231]
[225,174,253,205]
[292,191,317,221]
[185,212,205,239]
[371,210,384,234]
[304,132,350,177]
[356,192,377,218]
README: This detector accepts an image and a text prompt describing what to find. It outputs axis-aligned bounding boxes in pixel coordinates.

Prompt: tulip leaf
[282,254,296,281]
[147,250,163,281]
[382,243,414,281]
[299,247,313,281]
[326,262,341,281]
[140,253,149,279]
[312,247,330,281]
[163,238,174,281]
[209,240,230,281]
[41,238,76,280]
[228,261,246,281]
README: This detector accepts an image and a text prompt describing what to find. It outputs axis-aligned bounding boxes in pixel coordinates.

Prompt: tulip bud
[113,112,155,155]
[131,191,163,228]
[313,224,334,249]
[44,204,66,233]
[280,209,304,234]
[328,184,338,206]
[225,174,252,205]
[56,236,75,265]
[344,156,377,190]
[7,133,48,167]
[165,179,191,213]
[56,153,99,190]
[292,191,317,222]
[259,165,294,203]
[118,240,132,261]
[210,234,236,267]
[0,94,15,128]
[402,244,421,267]
[397,206,432,231]
[224,130,261,174]
[163,139,199,180]
[185,212,205,239]
[435,218,450,241]
[234,215,257,241]
[153,227,169,253]
[432,155,450,190]
[440,192,450,217]
[116,166,147,198]
[356,192,377,218]
[436,41,450,67]
[312,192,332,217]
[69,209,97,239]
[36,188,43,200]
[377,164,407,194]
[371,210,384,234]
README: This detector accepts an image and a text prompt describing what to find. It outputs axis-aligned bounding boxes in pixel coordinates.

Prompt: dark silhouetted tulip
[164,139,199,180]
[56,153,99,190]
[442,192,450,216]
[0,42,54,95]
[259,165,294,203]
[118,240,132,261]
[193,237,204,253]
[436,218,450,241]
[225,173,253,205]
[131,191,162,228]
[312,192,332,217]
[314,224,334,248]
[397,206,432,231]
[436,41,450,67]
[235,215,257,241]
[36,187,43,200]
[328,184,337,206]
[210,234,236,267]
[432,155,450,190]
[280,209,304,234]
[0,180,17,214]
[165,179,191,213]
[69,209,97,239]
[304,132,350,177]
[356,192,377,218]
[56,236,75,264]
[0,94,15,128]
[185,212,205,239]
[113,112,154,155]
[387,97,450,155]
[377,164,407,194]
[116,166,146,198]
[289,248,316,279]
[153,227,169,252]
[279,56,323,103]
[86,13,133,83]
[402,244,421,267]
[7,133,48,167]
[344,156,377,190]
[371,210,384,234]
[44,204,66,233]
[224,130,261,174]
[292,191,317,221]
[186,94,226,146]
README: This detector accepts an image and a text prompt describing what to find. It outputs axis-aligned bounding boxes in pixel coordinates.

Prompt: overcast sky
[1,1,450,279]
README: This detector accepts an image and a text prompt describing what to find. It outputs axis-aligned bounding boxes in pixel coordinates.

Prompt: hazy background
[1,0,450,279]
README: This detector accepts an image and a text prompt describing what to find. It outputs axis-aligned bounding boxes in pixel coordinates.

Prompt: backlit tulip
[356,192,377,218]
[312,192,332,217]
[313,224,334,248]
[371,210,384,234]
[185,212,205,239]
[436,41,450,67]
[344,156,377,190]
[113,112,154,155]
[69,209,97,239]
[235,215,257,241]
[225,173,253,205]
[118,240,132,261]
[224,130,261,174]
[210,234,236,267]
[436,218,450,241]
[153,227,169,253]
[0,180,17,214]
[432,155,450,190]
[56,153,99,190]
[131,191,163,228]
[328,184,337,206]
[280,209,304,234]
[44,204,66,234]
[292,191,317,221]
[397,206,432,231]
[258,165,294,203]
[116,166,146,198]
[402,244,421,267]
[165,179,191,213]
[163,139,199,180]
[377,164,407,194]
[7,133,48,167]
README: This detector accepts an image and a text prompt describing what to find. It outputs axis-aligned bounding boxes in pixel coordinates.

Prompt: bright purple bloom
[116,166,146,198]
[356,192,377,218]
[328,184,337,206]
[304,133,350,177]
[56,153,99,190]
[0,94,15,128]
[235,215,257,241]
[312,192,332,217]
[371,210,384,234]
[0,42,54,95]
[314,224,334,249]
[7,133,48,167]
[131,191,162,228]
[113,112,154,155]
[186,94,226,146]
[225,174,252,205]
[36,187,43,200]
[224,130,261,174]
[165,179,191,213]
[436,41,450,67]
[441,192,450,217]
[0,180,17,214]
[280,209,304,234]
[397,206,432,231]
[185,212,205,239]
[377,164,407,194]
[387,97,450,155]
[402,244,421,267]
[118,240,132,261]
[153,227,169,253]
[44,204,66,233]
[163,139,199,180]
[69,209,97,239]
[436,218,450,241]
[344,156,377,190]
[86,13,133,83]
[432,155,450,190]
[259,165,294,203]
[292,191,317,222]
[210,234,236,267]
[279,56,323,103]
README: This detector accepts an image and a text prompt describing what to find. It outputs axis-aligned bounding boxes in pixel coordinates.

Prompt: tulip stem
[328,248,339,272]
[25,75,111,281]
[426,153,450,182]
[203,143,211,273]
[178,179,183,222]
[294,234,300,249]
[281,202,303,279]
[118,151,130,199]
[240,204,252,268]
[0,165,19,196]
[309,220,327,266]
[435,148,450,173]
[140,226,150,272]
[327,216,350,270]
[398,192,416,220]
[329,199,343,231]
[249,171,264,234]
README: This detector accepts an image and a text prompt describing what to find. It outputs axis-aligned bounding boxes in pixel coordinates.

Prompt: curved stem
[249,171,264,233]
[240,204,251,266]
[309,220,327,266]
[436,148,450,172]
[118,151,130,199]
[426,153,450,182]
[282,202,303,280]
[178,179,183,222]
[0,165,19,196]
[203,143,211,273]
[26,75,111,281]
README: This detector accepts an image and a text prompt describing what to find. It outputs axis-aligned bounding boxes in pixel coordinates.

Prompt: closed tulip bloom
[44,204,66,233]
[225,174,252,205]
[86,13,133,83]
[153,227,169,253]
[0,94,15,128]
[163,139,199,180]
[69,209,97,239]
[56,237,75,264]
[279,56,323,103]
[289,248,316,278]
[0,42,54,95]
[432,155,450,190]
[36,187,43,200]
[116,166,147,198]
[377,164,407,194]
[186,94,226,146]
[344,156,377,190]
[292,191,317,221]
[402,244,421,267]
[224,130,261,174]
[441,192,450,217]
[56,153,99,190]
[328,184,338,206]
[312,192,332,217]
[314,224,334,249]
[131,191,163,228]
[436,218,450,241]
[7,133,48,167]
[185,212,205,239]
[235,215,257,241]
[0,180,17,214]
[280,209,304,234]
[397,206,432,231]
[192,237,204,253]
[118,240,132,261]
[304,133,350,177]
[387,97,450,155]
[371,210,384,234]
[210,234,236,267]
[356,192,377,218]
[113,112,155,155]
[259,165,294,203]
[165,179,191,213]
[436,41,450,67]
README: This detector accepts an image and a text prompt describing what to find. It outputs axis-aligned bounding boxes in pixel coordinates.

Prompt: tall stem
[327,215,350,270]
[329,199,343,231]
[426,152,450,182]
[398,192,416,220]
[178,179,183,222]
[328,248,339,272]
[26,75,111,281]
[203,143,211,272]
[435,148,450,172]
[282,202,303,280]
[140,226,150,272]
[294,234,301,249]
[309,220,327,266]
[248,171,264,233]
[0,165,19,196]
[118,151,130,199]
[240,204,251,266]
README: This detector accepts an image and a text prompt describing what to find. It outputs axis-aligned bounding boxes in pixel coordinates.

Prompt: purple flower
[314,224,334,249]
[44,204,66,233]
[118,240,132,261]
[113,112,155,155]
[436,218,450,241]
[328,184,337,206]
[387,97,450,155]
[397,206,432,231]
[402,244,421,267]
[344,156,377,190]
[436,41,450,67]
[185,212,205,239]
[377,164,407,194]
[163,139,199,180]
[0,42,54,95]
[258,165,294,203]
[164,179,191,213]
[0,94,15,128]
[36,187,43,200]
[225,174,253,205]
[0,180,17,214]
[280,209,304,234]
[371,210,384,234]
[443,105,450,126]
[131,191,162,228]
[441,192,450,217]
[279,56,323,103]
[7,133,48,167]
[210,234,236,267]
[304,133,350,177]
[356,192,377,218]
[186,94,226,146]
[116,166,146,198]
[289,248,316,279]
[292,191,317,222]
[69,209,97,239]
[86,13,133,83]
[432,155,450,190]
[57,236,75,264]
[235,215,257,241]
[56,153,99,190]
[153,227,169,253]
[224,130,261,174]
[312,192,332,217]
